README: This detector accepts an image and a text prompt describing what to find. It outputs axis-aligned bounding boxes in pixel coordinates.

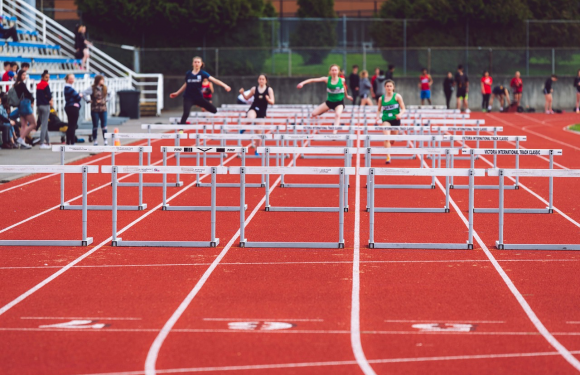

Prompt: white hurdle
[489,168,580,250]
[103,165,228,248]
[52,145,151,211]
[0,165,98,247]
[105,132,185,187]
[230,166,356,249]
[361,167,485,249]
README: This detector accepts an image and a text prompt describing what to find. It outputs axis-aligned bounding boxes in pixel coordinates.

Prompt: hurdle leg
[515,139,520,188]
[548,153,554,212]
[81,168,92,246]
[138,149,145,210]
[344,149,349,211]
[467,169,474,249]
[162,150,168,209]
[431,151,436,188]
[112,167,119,245]
[338,169,345,248]
[368,169,375,248]
[496,170,505,249]
[493,139,497,167]
[175,133,181,185]
[239,167,246,246]
[210,168,219,247]
[60,147,66,209]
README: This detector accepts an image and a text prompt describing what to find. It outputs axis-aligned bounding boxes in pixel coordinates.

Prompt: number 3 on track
[39,319,108,329]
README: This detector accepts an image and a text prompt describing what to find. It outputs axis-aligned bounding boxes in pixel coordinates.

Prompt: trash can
[118,90,140,119]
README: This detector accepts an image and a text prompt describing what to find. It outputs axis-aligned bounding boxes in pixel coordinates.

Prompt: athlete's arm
[481,81,485,94]
[170,83,186,98]
[266,87,275,105]
[395,94,406,120]
[376,96,382,124]
[239,87,255,100]
[297,77,326,89]
[505,89,511,105]
[209,76,231,92]
[429,74,433,87]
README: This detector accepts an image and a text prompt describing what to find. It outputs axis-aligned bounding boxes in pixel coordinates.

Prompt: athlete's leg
[334,104,344,127]
[456,96,461,110]
[247,109,257,148]
[195,97,218,114]
[576,92,580,111]
[180,97,194,124]
[311,102,330,117]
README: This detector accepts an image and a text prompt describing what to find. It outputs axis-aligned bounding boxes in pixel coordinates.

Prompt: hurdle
[231,166,355,248]
[465,149,562,213]
[104,165,227,248]
[0,165,97,247]
[361,167,484,249]
[490,168,580,250]
[189,133,274,166]
[274,134,354,160]
[105,132,185,187]
[52,145,150,211]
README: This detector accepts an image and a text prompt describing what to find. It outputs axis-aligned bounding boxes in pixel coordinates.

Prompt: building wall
[163,75,579,112]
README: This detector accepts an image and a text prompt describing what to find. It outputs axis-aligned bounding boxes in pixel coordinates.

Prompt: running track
[0,113,580,375]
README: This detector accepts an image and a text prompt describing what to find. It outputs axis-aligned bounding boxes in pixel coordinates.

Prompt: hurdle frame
[492,168,580,250]
[0,165,96,247]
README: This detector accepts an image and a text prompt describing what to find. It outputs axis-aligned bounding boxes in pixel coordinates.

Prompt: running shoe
[39,144,51,150]
[17,138,31,149]
[385,155,391,164]
[104,140,108,146]
[255,150,259,156]
[93,141,98,146]
[240,130,246,134]
[576,109,579,114]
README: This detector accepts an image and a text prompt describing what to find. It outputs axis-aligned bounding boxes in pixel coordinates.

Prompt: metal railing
[0,0,163,115]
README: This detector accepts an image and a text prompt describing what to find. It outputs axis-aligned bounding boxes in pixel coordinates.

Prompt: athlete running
[170,56,231,124]
[297,64,353,133]
[239,74,275,155]
[376,79,406,164]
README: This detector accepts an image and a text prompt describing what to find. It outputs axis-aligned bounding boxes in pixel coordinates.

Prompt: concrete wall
[163,75,580,112]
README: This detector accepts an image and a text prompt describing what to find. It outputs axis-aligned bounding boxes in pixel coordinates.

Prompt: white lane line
[505,113,580,152]
[20,316,141,320]
[202,318,323,322]
[144,156,296,375]
[1,258,577,270]
[74,350,580,375]
[429,171,580,371]
[350,130,376,375]
[0,151,238,317]
[563,125,580,138]
[0,138,163,194]
[384,319,505,324]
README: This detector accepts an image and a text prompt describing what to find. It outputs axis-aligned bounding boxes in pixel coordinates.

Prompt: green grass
[569,124,580,132]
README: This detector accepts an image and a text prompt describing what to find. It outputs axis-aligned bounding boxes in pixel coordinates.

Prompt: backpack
[7,85,20,107]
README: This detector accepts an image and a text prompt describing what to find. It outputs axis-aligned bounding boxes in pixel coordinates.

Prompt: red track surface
[1,113,580,375]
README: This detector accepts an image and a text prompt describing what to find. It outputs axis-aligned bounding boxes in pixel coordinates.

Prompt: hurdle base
[0,238,93,247]
[61,203,147,211]
[301,155,347,160]
[267,206,342,212]
[118,181,183,187]
[375,184,435,190]
[197,183,263,188]
[241,241,344,249]
[280,183,340,189]
[370,207,449,213]
[162,204,246,212]
[368,155,416,160]
[495,241,580,251]
[369,242,471,249]
[112,238,219,248]
[474,208,552,214]
[451,184,518,190]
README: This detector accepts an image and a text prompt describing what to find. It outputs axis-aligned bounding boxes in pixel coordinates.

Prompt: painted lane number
[228,321,295,331]
[39,319,108,329]
[412,323,476,332]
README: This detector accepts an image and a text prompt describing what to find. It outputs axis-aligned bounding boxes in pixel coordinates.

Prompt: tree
[290,0,337,65]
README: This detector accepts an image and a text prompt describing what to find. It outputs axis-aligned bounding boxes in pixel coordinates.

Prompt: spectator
[358,70,373,106]
[21,62,30,72]
[83,75,110,146]
[374,70,387,103]
[237,89,253,105]
[64,74,82,144]
[510,71,523,107]
[544,74,557,114]
[481,70,492,112]
[2,61,11,91]
[419,68,433,105]
[339,69,345,79]
[370,67,380,101]
[443,72,454,109]
[0,93,16,149]
[0,18,19,41]
[385,64,395,80]
[490,85,510,111]
[349,65,359,106]
[74,24,92,70]
[573,69,580,113]
[455,65,469,112]
[14,69,36,149]
[36,70,52,149]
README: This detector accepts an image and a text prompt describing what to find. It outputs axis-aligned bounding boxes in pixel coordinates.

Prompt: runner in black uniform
[170,56,231,124]
[239,74,275,154]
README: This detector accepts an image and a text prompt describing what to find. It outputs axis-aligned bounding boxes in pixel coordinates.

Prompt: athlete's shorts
[420,90,431,100]
[543,88,551,95]
[576,87,580,93]
[381,119,400,126]
[361,93,369,99]
[326,100,344,111]
[457,89,468,99]
[248,105,267,119]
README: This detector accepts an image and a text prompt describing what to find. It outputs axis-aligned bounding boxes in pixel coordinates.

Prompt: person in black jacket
[74,25,92,70]
[64,74,83,145]
[443,72,455,109]
[348,65,359,106]
[14,70,36,149]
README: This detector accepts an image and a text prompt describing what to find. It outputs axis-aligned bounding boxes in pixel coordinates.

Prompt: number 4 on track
[412,323,476,332]
[39,320,108,329]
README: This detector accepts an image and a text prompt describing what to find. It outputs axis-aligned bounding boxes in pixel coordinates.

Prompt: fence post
[363,43,366,71]
[427,48,431,72]
[215,48,219,77]
[552,48,555,74]
[342,15,347,72]
[271,20,275,74]
[288,49,292,77]
[489,48,492,74]
[403,19,407,76]
[526,20,529,76]
[42,17,46,43]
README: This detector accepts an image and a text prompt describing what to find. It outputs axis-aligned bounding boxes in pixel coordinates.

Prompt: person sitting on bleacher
[74,25,92,70]
[21,62,29,72]
[0,93,16,149]
[2,61,17,92]
[0,17,19,42]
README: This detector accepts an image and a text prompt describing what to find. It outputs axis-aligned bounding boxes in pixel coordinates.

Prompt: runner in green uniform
[375,79,406,164]
[297,64,353,132]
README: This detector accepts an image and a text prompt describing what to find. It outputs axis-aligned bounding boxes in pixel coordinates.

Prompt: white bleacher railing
[0,0,163,116]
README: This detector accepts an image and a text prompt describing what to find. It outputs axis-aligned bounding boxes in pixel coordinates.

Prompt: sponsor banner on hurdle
[0,165,98,247]
[463,149,562,156]
[164,146,247,154]
[490,168,580,250]
[230,166,355,249]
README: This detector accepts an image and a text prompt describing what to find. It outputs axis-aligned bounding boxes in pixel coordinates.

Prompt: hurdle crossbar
[0,165,97,246]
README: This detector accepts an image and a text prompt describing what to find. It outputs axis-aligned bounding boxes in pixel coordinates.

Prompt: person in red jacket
[510,71,523,106]
[481,71,493,112]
